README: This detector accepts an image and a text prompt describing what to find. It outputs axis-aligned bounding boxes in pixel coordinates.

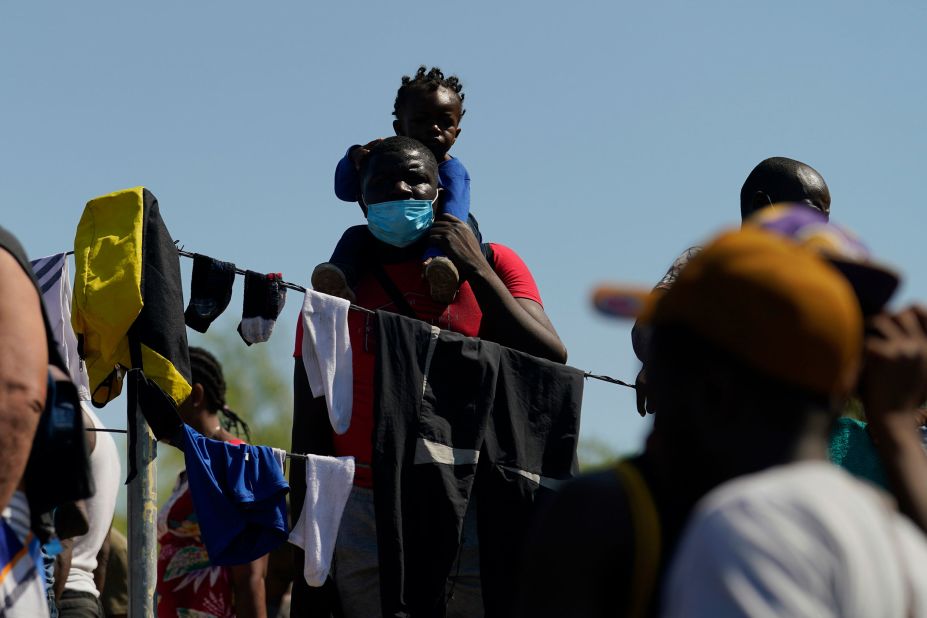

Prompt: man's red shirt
[295,243,543,487]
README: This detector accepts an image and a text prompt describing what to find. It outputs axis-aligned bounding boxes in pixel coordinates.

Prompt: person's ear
[189,383,206,409]
[392,119,403,136]
[752,191,773,212]
[453,126,462,139]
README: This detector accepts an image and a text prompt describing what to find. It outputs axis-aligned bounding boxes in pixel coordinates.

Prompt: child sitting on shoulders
[312,65,479,304]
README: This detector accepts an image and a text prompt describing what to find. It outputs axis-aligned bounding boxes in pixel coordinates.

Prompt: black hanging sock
[238,271,287,345]
[185,254,236,333]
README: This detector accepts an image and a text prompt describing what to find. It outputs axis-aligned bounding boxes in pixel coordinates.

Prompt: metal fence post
[127,370,158,616]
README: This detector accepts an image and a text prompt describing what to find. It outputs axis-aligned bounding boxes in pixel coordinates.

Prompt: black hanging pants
[372,311,584,618]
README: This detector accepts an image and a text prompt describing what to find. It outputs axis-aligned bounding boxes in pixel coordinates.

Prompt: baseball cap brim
[591,285,653,320]
[828,258,900,316]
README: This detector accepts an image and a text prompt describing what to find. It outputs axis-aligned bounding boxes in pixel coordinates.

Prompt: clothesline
[63,244,635,390]
[175,244,638,390]
[175,247,377,316]
[85,427,315,462]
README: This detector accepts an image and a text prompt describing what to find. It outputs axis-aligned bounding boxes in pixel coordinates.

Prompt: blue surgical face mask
[365,194,438,247]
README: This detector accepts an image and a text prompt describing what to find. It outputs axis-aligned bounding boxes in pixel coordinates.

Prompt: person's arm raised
[429,214,567,363]
[860,306,927,533]
[0,249,48,511]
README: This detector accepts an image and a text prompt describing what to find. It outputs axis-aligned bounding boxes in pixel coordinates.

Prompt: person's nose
[388,180,414,200]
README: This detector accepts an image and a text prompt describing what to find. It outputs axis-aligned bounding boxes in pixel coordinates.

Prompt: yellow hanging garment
[72,186,191,410]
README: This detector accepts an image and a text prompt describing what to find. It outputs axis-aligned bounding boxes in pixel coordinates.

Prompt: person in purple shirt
[312,66,478,304]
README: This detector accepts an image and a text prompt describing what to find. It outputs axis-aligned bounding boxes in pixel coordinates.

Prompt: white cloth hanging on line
[30,253,91,401]
[289,454,355,586]
[300,290,353,434]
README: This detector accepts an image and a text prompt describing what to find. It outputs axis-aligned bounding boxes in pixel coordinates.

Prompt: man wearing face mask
[290,136,567,617]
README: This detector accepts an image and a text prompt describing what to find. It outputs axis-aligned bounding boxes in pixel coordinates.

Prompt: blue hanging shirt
[180,425,290,566]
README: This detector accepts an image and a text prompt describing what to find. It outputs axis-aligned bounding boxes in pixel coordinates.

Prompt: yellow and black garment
[72,186,192,424]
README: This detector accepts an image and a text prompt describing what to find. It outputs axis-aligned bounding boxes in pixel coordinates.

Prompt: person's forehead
[404,86,461,113]
[366,149,432,177]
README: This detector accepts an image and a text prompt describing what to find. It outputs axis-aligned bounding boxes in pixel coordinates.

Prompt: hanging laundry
[372,311,584,618]
[71,187,192,417]
[30,252,91,401]
[300,290,353,434]
[179,425,290,566]
[272,448,288,476]
[289,454,355,587]
[238,271,286,345]
[184,254,236,333]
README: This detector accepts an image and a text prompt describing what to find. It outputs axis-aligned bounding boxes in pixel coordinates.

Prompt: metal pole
[127,371,158,617]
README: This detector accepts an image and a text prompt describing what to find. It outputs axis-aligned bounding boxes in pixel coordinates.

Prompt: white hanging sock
[300,290,353,434]
[289,455,355,587]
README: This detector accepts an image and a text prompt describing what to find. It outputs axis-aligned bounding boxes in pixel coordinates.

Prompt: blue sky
[3,1,925,461]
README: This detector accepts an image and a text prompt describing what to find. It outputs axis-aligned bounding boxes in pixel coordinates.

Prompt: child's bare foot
[425,256,459,304]
[311,263,356,303]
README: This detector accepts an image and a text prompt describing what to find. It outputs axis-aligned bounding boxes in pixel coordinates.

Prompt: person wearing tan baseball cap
[517,227,927,618]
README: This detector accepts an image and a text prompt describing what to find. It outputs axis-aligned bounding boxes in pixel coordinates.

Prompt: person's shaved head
[364,136,439,183]
[740,157,831,220]
[359,136,440,212]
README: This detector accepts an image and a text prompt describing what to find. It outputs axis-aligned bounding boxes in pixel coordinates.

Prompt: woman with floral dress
[156,347,267,618]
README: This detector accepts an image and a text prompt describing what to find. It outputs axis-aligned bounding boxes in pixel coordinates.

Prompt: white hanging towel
[30,253,91,401]
[300,290,353,434]
[271,448,288,476]
[289,454,355,587]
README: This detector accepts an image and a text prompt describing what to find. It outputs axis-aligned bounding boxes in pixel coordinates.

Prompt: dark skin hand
[428,214,567,363]
[635,367,654,416]
[859,305,927,533]
[349,138,385,171]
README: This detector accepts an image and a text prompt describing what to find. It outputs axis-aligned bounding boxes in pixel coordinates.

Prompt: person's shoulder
[486,243,523,265]
[698,461,868,510]
[439,156,469,176]
[0,226,30,269]
[688,461,898,544]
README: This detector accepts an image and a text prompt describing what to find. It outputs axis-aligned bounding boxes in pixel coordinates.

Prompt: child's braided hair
[189,346,252,442]
[393,66,466,119]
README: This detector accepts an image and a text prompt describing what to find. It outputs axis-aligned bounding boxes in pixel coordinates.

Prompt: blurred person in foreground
[518,226,927,617]
[0,225,54,616]
[633,156,831,414]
